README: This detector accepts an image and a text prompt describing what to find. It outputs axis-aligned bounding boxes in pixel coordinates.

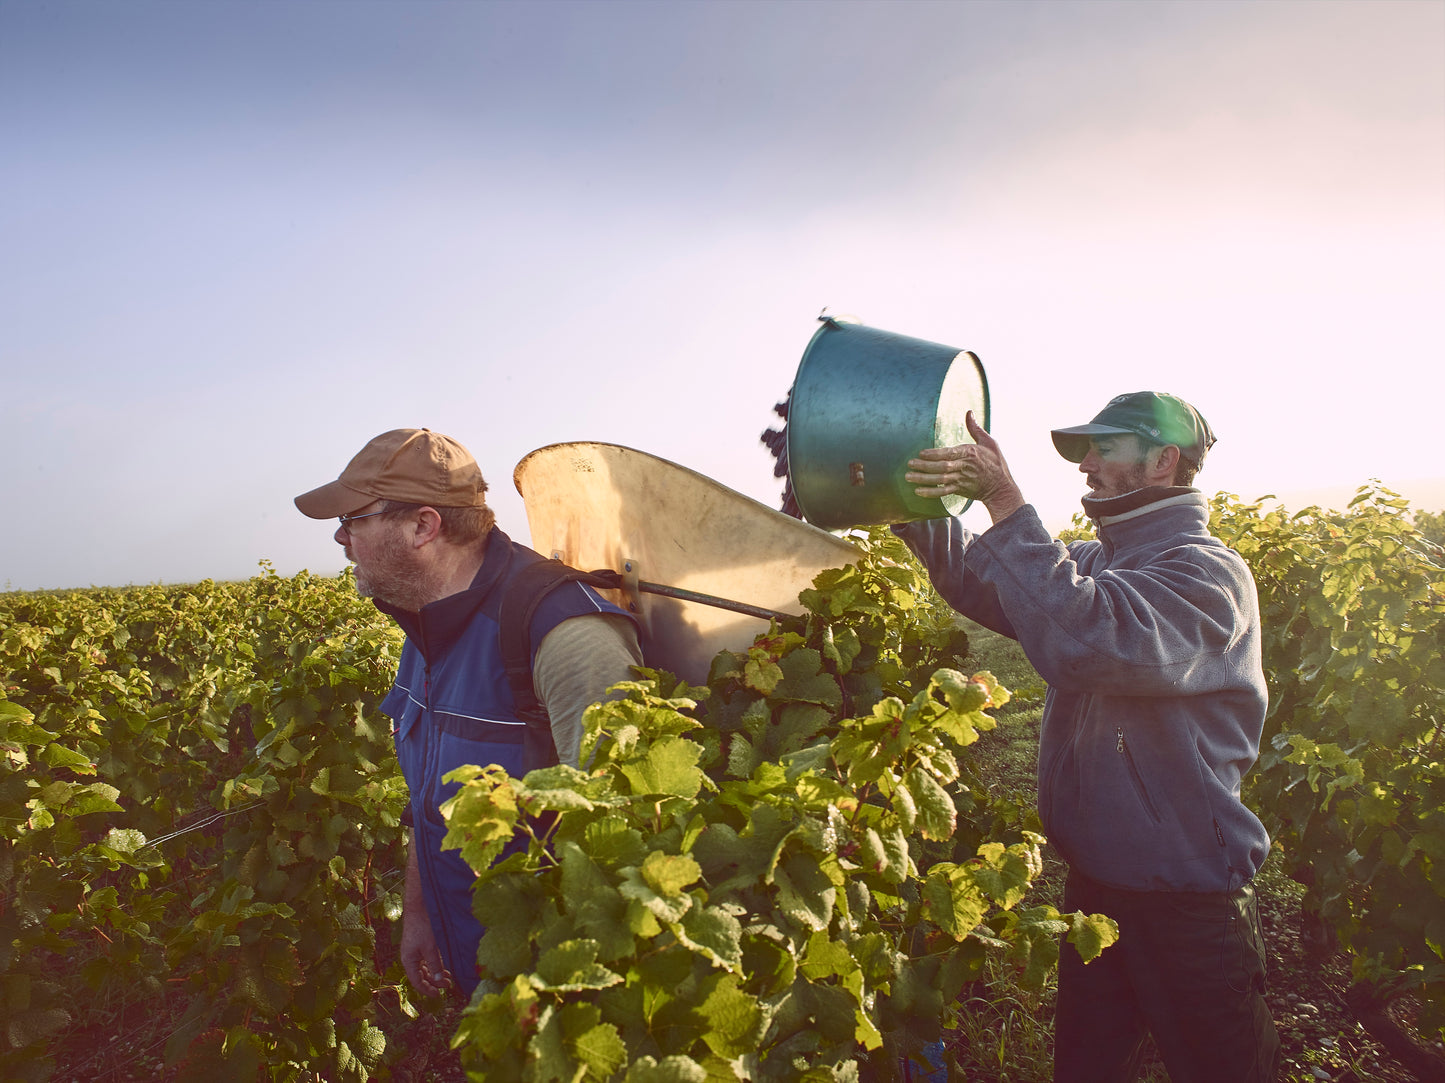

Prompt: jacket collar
[376,526,514,660]
[1080,487,1211,549]
[1081,485,1199,523]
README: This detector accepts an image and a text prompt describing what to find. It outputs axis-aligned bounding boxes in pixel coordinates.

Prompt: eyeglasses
[337,507,392,534]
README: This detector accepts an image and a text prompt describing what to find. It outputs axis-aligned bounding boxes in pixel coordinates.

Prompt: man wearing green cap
[895,393,1279,1082]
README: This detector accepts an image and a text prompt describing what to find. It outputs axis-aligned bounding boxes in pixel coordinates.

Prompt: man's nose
[334,524,350,546]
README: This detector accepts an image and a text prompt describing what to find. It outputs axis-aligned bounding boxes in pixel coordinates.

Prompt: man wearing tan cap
[295,428,641,1000]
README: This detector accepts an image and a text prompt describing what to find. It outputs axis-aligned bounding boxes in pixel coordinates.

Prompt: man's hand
[905,411,1027,524]
[401,835,456,999]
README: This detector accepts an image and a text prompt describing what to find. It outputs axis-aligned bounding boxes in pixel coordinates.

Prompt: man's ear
[1151,444,1181,483]
[410,507,445,548]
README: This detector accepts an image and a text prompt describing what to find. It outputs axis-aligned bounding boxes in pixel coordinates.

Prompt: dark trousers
[1054,870,1280,1083]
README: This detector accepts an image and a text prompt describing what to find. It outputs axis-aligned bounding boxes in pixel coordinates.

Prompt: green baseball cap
[1051,392,1216,465]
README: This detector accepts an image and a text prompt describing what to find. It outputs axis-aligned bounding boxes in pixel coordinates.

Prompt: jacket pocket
[1116,727,1163,824]
[426,713,528,827]
[1039,692,1089,826]
[381,685,422,744]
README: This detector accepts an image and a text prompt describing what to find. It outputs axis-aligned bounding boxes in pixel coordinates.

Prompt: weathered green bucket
[785,316,990,529]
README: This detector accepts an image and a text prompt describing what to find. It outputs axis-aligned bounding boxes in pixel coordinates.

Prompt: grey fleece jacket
[895,486,1270,893]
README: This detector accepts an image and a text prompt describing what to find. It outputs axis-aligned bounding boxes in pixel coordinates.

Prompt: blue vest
[378,528,633,992]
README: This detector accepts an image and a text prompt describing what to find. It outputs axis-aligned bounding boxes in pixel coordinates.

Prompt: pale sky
[3,0,1442,592]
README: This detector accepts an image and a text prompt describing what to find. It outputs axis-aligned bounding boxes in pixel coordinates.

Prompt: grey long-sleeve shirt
[896,487,1270,892]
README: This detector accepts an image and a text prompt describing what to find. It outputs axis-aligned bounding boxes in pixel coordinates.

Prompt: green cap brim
[1050,424,1138,463]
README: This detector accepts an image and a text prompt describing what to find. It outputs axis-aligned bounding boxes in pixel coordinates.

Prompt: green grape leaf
[617,737,703,799]
[673,904,743,972]
[623,1055,708,1083]
[1067,911,1120,964]
[535,940,624,992]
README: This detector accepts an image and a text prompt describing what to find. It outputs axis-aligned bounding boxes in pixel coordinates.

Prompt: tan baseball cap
[294,428,489,519]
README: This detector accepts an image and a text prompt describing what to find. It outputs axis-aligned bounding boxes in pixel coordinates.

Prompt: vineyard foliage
[0,534,1112,1081]
[434,532,1116,1081]
[1210,486,1445,1036]
[2,485,1440,1079]
[1,565,412,1082]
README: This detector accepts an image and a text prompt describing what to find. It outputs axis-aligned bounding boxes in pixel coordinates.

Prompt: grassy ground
[944,619,1418,1083]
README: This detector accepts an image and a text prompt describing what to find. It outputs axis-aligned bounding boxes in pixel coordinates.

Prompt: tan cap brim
[294,479,378,519]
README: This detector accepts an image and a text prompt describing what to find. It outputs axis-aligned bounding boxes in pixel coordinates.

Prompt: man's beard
[352,533,432,612]
[1085,459,1152,501]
